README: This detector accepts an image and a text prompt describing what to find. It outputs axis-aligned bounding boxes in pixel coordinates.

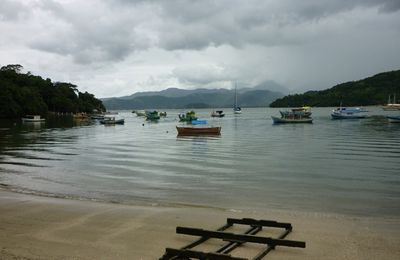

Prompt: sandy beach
[0,189,399,260]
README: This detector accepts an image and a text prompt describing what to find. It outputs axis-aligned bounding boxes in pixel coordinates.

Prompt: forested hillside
[270,70,400,107]
[0,64,105,118]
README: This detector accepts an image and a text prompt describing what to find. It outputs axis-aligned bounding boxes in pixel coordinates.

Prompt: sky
[1,0,400,98]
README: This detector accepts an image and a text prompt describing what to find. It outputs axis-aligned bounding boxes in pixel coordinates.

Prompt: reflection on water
[0,107,400,217]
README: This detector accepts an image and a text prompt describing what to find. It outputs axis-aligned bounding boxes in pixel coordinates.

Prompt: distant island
[102,86,284,110]
[270,70,400,107]
[0,64,105,119]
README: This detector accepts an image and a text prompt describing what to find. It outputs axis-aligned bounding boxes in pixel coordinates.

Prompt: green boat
[146,111,160,121]
[179,111,197,122]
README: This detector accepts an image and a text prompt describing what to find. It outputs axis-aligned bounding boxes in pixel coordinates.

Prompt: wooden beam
[176,227,306,248]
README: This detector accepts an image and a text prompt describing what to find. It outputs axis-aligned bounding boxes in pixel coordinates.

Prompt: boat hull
[331,113,367,119]
[271,116,312,124]
[100,119,125,125]
[22,115,45,122]
[387,116,400,123]
[176,126,221,135]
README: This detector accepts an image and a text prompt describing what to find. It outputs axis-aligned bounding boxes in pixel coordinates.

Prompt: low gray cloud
[0,0,399,97]
[15,0,400,62]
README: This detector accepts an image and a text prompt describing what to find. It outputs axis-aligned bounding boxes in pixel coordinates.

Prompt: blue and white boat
[331,106,368,119]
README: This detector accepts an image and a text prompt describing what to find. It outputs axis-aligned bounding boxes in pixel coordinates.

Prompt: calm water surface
[0,107,399,217]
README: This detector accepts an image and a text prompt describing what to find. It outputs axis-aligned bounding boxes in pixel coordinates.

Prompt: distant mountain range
[270,70,400,107]
[102,83,285,110]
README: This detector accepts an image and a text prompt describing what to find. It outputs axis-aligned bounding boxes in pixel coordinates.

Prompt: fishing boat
[382,94,400,111]
[233,82,242,114]
[145,111,160,121]
[280,106,312,118]
[100,116,125,125]
[176,126,221,135]
[387,115,400,123]
[179,111,197,122]
[331,106,368,119]
[21,115,45,122]
[211,110,225,117]
[271,115,313,124]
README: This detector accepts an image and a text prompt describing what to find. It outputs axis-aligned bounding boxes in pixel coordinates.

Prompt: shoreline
[1,189,399,259]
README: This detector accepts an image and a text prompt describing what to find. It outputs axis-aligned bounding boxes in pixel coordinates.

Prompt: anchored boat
[100,115,125,125]
[331,107,368,119]
[233,82,242,114]
[176,126,221,135]
[21,115,45,123]
[211,110,225,117]
[382,94,400,111]
[179,111,198,122]
[176,119,221,135]
[280,106,312,118]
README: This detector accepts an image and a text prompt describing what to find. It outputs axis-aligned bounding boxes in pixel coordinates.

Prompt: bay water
[0,107,399,217]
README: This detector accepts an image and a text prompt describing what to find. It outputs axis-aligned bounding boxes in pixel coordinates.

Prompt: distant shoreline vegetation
[270,70,400,107]
[0,64,105,119]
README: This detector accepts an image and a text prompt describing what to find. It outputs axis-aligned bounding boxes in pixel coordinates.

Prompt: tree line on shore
[270,70,400,107]
[0,64,105,118]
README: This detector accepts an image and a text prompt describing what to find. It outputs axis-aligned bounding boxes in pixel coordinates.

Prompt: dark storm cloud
[18,0,400,63]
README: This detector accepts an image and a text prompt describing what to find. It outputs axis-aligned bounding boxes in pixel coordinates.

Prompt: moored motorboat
[331,107,368,119]
[21,115,45,122]
[211,110,225,117]
[90,114,105,120]
[100,116,125,125]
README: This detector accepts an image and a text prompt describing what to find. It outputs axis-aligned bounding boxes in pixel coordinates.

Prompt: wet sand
[0,190,399,260]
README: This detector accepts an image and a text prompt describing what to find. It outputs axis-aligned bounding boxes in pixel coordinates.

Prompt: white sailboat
[233,82,242,114]
[382,94,400,111]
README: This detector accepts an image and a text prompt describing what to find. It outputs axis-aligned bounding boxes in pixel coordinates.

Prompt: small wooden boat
[176,126,221,135]
[21,115,45,122]
[271,116,313,124]
[387,115,400,123]
[211,110,225,117]
[100,116,125,125]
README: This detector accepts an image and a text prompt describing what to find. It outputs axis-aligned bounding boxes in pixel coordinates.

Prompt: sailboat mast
[234,81,237,108]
